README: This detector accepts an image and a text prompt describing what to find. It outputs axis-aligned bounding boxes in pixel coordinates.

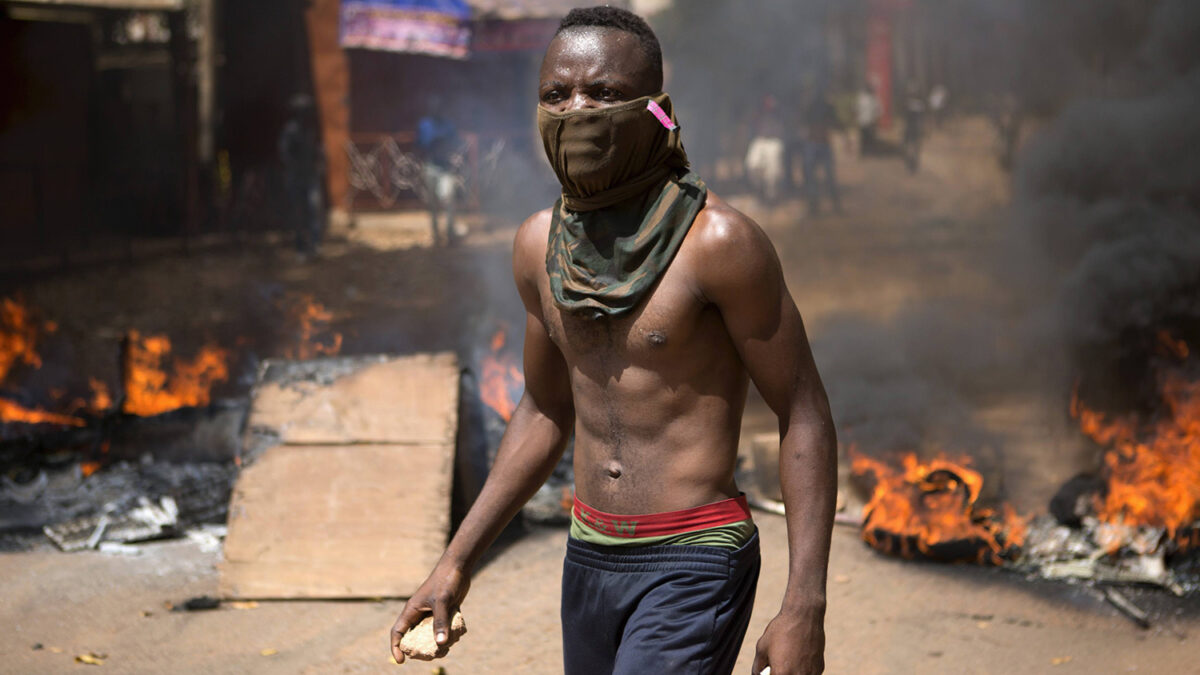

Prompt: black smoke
[1009,0,1200,411]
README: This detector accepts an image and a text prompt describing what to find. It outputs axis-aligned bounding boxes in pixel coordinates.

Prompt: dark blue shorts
[560,530,760,675]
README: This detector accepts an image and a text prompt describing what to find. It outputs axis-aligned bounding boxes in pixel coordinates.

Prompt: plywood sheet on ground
[220,442,454,598]
[221,352,459,599]
[244,352,459,445]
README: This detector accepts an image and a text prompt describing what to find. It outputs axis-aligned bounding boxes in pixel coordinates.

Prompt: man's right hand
[390,562,471,664]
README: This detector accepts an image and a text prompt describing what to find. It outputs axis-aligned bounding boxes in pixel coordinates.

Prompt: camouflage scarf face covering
[539,94,707,318]
[537,93,689,212]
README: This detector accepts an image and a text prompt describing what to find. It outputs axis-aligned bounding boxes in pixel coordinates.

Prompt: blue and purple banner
[340,0,472,59]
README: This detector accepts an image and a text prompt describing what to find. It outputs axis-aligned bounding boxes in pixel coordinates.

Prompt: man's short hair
[556,6,663,90]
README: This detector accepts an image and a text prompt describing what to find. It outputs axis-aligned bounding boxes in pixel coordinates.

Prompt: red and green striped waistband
[572,494,751,539]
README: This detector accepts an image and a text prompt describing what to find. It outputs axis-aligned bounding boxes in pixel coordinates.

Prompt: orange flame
[480,327,525,422]
[122,331,230,416]
[1156,329,1190,360]
[0,297,46,383]
[850,448,1026,564]
[1071,366,1200,547]
[284,294,342,360]
[0,397,84,427]
[0,297,83,426]
[88,378,113,413]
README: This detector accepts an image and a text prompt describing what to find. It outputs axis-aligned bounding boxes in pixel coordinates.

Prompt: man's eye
[542,91,562,103]
[599,88,619,100]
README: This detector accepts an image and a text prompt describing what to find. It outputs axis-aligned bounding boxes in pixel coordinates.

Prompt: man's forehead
[541,26,647,80]
[551,25,634,52]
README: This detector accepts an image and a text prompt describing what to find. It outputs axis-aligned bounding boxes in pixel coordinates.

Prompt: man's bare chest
[537,266,713,370]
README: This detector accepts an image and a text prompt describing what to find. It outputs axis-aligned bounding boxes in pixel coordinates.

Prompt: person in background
[800,89,842,216]
[744,94,787,205]
[855,82,880,157]
[928,83,948,128]
[417,96,463,245]
[279,94,327,255]
[902,81,926,173]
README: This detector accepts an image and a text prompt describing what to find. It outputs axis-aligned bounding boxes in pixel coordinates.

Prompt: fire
[0,296,84,426]
[1071,368,1200,546]
[284,294,342,359]
[1156,329,1189,360]
[850,448,1027,564]
[480,327,525,422]
[122,331,230,416]
[0,296,46,382]
[0,397,84,427]
[88,378,113,413]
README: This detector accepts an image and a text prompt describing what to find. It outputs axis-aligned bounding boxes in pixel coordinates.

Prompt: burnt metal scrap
[1014,514,1194,596]
[0,457,236,552]
[44,495,179,552]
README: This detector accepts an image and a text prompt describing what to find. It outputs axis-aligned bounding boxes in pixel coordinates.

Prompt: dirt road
[2,514,1195,674]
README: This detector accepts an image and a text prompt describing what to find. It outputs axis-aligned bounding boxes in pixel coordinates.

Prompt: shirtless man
[391,8,836,674]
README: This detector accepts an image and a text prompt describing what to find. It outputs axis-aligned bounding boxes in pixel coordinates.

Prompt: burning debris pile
[838,1,1200,614]
[2,457,235,554]
[1003,0,1200,599]
[0,295,243,552]
[0,288,392,554]
[850,450,1025,565]
[0,297,87,428]
[121,331,231,417]
[844,337,1200,600]
[478,326,524,425]
[459,320,571,524]
[280,293,343,360]
[1018,342,1200,595]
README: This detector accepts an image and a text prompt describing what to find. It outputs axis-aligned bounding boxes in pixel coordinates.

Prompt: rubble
[44,496,179,552]
[1101,587,1152,629]
[0,457,235,552]
[1016,514,1191,596]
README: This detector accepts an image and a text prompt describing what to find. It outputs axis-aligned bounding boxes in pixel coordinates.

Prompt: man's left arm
[695,208,837,675]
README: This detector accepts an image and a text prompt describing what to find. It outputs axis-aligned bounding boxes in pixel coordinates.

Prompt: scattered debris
[1101,587,1152,629]
[834,512,864,528]
[75,652,106,665]
[746,492,785,516]
[1050,656,1072,666]
[746,492,864,528]
[177,596,220,611]
[1017,515,1187,595]
[228,601,259,610]
[98,542,142,556]
[31,643,42,650]
[185,524,226,552]
[44,496,178,552]
[260,648,278,657]
[0,458,236,552]
[522,483,572,525]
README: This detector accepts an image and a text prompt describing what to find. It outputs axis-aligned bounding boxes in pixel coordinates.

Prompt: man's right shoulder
[512,207,554,287]
[514,208,553,260]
